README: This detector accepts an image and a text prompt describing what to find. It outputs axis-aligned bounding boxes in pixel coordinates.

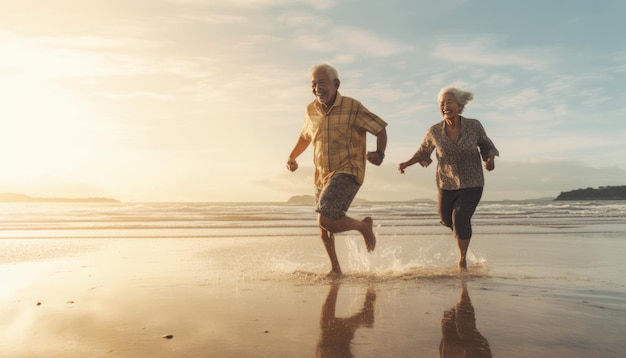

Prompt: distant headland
[555,186,626,200]
[0,193,119,203]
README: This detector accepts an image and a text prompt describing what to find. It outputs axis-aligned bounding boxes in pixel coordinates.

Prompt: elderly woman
[398,87,499,270]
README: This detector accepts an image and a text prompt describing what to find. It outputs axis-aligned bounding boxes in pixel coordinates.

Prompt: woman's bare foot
[325,270,343,280]
[362,217,376,252]
[458,256,467,271]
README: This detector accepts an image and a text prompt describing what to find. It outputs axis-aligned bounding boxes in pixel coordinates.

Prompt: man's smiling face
[311,67,339,108]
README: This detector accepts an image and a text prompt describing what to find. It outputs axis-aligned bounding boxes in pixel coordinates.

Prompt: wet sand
[1,232,625,357]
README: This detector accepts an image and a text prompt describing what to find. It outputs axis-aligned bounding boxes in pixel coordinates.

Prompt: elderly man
[286,63,388,278]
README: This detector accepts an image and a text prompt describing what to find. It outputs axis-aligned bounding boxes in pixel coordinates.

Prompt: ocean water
[1,200,625,282]
[2,199,625,305]
[1,200,625,357]
[2,199,625,237]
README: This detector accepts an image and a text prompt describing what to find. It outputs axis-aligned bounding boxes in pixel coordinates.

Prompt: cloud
[173,13,248,25]
[496,87,542,109]
[27,35,136,50]
[167,0,336,10]
[295,26,414,57]
[102,91,175,101]
[277,12,323,26]
[0,32,163,79]
[432,40,552,70]
[482,73,515,86]
[332,26,414,57]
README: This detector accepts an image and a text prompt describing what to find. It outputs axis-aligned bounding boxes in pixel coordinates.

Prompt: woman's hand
[484,156,495,171]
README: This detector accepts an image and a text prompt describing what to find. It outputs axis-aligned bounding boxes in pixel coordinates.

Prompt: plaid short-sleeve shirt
[300,93,387,188]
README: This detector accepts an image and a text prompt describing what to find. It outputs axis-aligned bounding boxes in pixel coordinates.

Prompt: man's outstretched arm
[287,136,310,171]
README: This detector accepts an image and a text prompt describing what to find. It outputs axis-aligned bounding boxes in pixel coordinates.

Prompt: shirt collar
[443,115,463,129]
[315,92,342,114]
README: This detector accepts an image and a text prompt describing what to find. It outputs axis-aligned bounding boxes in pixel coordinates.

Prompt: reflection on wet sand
[440,281,492,357]
[316,283,376,358]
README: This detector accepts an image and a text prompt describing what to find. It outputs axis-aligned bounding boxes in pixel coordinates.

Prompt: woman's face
[439,93,462,120]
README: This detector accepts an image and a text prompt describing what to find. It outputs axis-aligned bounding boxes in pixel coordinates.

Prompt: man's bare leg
[320,228,342,278]
[319,214,376,252]
[361,217,376,252]
[456,238,470,271]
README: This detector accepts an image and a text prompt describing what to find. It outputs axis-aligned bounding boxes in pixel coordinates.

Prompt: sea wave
[0,201,624,238]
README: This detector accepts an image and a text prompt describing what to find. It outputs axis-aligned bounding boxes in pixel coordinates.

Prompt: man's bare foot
[362,217,376,252]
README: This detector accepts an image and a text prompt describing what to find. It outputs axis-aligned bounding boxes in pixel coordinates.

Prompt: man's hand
[286,158,299,172]
[367,151,383,166]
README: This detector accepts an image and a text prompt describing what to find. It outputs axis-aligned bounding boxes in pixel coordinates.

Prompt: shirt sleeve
[299,107,313,142]
[475,121,499,161]
[412,128,435,167]
[356,103,387,135]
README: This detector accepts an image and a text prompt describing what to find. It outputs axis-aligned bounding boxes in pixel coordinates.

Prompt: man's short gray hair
[311,63,339,80]
[438,87,474,107]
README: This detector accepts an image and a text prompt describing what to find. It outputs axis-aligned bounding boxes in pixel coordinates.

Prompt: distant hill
[0,193,119,203]
[555,186,626,200]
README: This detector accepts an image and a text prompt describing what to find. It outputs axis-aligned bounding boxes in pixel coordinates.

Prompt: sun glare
[1,41,96,182]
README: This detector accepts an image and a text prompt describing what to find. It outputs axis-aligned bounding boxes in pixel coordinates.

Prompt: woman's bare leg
[457,238,470,270]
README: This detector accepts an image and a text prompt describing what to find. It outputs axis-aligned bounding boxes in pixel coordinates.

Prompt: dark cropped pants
[438,187,483,241]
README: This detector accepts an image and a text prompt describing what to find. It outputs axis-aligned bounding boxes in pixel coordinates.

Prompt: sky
[1,0,625,202]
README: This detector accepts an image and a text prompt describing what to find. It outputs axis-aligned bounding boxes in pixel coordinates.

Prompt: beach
[1,201,625,357]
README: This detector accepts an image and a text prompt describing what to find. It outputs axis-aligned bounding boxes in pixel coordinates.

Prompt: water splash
[259,233,491,284]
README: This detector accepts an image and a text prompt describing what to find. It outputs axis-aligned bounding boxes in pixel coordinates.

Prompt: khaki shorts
[315,174,360,220]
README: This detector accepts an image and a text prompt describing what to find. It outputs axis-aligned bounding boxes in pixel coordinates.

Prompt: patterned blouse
[411,116,499,190]
[300,93,387,188]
